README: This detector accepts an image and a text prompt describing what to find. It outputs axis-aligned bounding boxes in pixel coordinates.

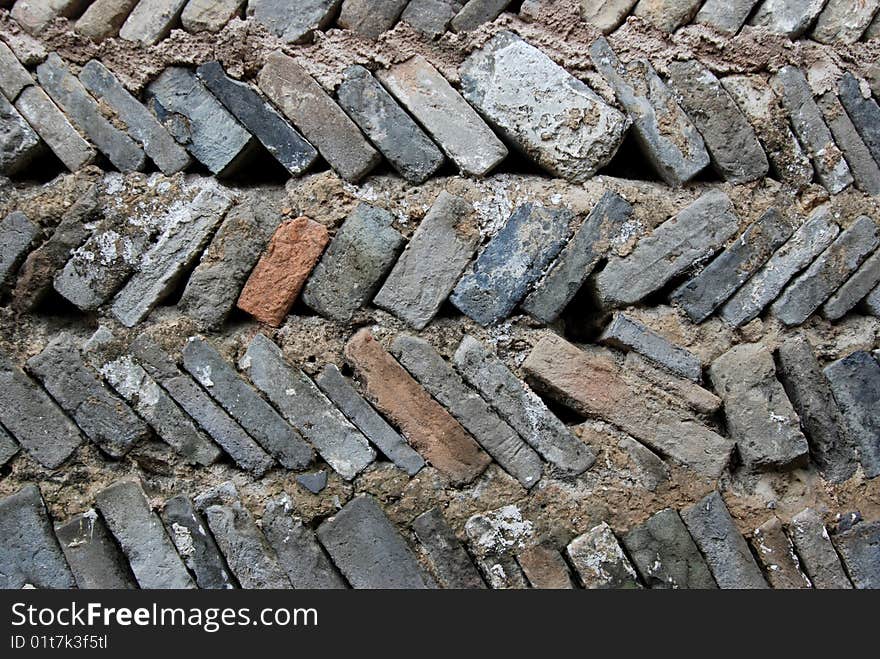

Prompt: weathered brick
[823,250,880,321]
[517,544,576,589]
[75,0,140,41]
[749,0,826,38]
[838,72,880,169]
[832,521,880,589]
[751,516,811,589]
[0,211,39,292]
[817,91,880,196]
[0,93,42,175]
[464,504,532,588]
[181,0,243,32]
[599,313,702,382]
[119,0,188,45]
[237,216,328,327]
[161,495,236,589]
[246,0,341,43]
[412,507,486,589]
[338,0,408,38]
[566,522,641,589]
[812,0,879,44]
[632,0,701,32]
[401,0,462,38]
[693,0,759,34]
[578,0,637,34]
[14,86,96,171]
[11,0,88,34]
[624,352,720,416]
[789,508,852,588]
[450,0,510,32]
[0,40,33,100]
[55,510,137,589]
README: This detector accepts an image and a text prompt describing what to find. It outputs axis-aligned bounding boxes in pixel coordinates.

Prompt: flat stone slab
[263,495,347,589]
[454,335,595,475]
[522,191,635,324]
[296,471,327,494]
[302,204,405,322]
[0,39,34,100]
[823,250,880,321]
[694,0,759,34]
[451,203,571,326]
[119,0,188,45]
[110,183,234,327]
[720,210,839,328]
[599,313,702,382]
[162,495,236,589]
[242,333,375,480]
[667,60,768,183]
[337,64,444,184]
[181,0,243,32]
[594,190,739,308]
[183,337,314,469]
[751,516,811,589]
[771,215,879,326]
[818,91,880,197]
[392,334,543,488]
[671,208,794,323]
[832,521,880,589]
[838,72,880,170]
[789,508,852,588]
[590,37,709,186]
[0,94,42,176]
[579,0,637,34]
[258,51,379,182]
[824,351,880,479]
[566,522,641,589]
[518,544,576,589]
[237,216,329,327]
[412,507,486,589]
[523,335,733,478]
[461,32,629,182]
[771,66,853,194]
[315,364,425,475]
[622,508,717,589]
[247,0,340,43]
[317,495,434,588]
[680,492,768,589]
[374,191,479,329]
[812,0,879,44]
[96,479,195,589]
[0,211,39,292]
[27,333,149,458]
[378,55,508,176]
[749,0,826,37]
[75,0,141,42]
[777,335,857,484]
[197,61,318,176]
[345,329,489,484]
[146,67,257,176]
[0,350,82,469]
[338,0,408,38]
[56,510,137,589]
[401,0,463,38]
[450,0,511,32]
[0,484,75,589]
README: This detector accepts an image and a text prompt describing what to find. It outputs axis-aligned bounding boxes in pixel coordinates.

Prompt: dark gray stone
[412,507,486,589]
[96,479,196,589]
[0,94,43,176]
[751,516,812,589]
[55,510,137,589]
[315,364,425,475]
[182,337,314,470]
[621,508,717,589]
[338,0,408,38]
[599,313,702,382]
[302,204,405,322]
[823,249,880,321]
[838,72,880,172]
[197,61,318,176]
[680,492,768,589]
[0,426,18,467]
[789,507,852,588]
[450,0,510,32]
[317,495,434,588]
[671,208,794,323]
[0,211,39,292]
[337,64,444,184]
[161,495,236,589]
[451,203,571,326]
[246,0,340,43]
[694,0,759,34]
[832,521,880,589]
[818,91,880,196]
[566,522,641,589]
[296,471,328,494]
[401,0,462,38]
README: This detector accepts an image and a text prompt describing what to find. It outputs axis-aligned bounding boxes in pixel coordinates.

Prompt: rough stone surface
[838,72,880,169]
[579,0,637,34]
[464,504,531,588]
[76,0,140,42]
[0,40,33,100]
[161,495,236,589]
[599,313,702,382]
[237,216,329,327]
[694,0,759,34]
[181,0,244,33]
[632,0,702,32]
[119,0,188,45]
[0,427,19,467]
[590,38,708,186]
[817,91,880,197]
[0,94,42,176]
[461,32,629,182]
[680,492,768,589]
[336,65,444,184]
[14,85,96,171]
[823,250,880,321]
[812,0,879,44]
[338,0,408,39]
[450,0,510,32]
[749,0,827,38]
[832,521,880,589]
[377,55,508,176]
[412,507,486,589]
[11,0,88,34]
[518,544,576,589]
[0,211,39,292]
[751,516,811,589]
[789,508,852,588]
[247,0,340,44]
[296,471,327,494]
[55,510,137,589]
[317,495,434,588]
[303,204,405,322]
[566,522,641,589]
[451,203,571,326]
[401,0,463,38]
[595,190,739,308]
[258,51,379,182]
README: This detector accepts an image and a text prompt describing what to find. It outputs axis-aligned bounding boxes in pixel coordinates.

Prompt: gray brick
[337,65,444,184]
[461,32,629,182]
[377,55,507,176]
[412,507,486,589]
[812,0,879,44]
[119,0,188,45]
[789,508,852,588]
[146,67,257,176]
[824,351,880,479]
[27,333,150,458]
[76,0,140,42]
[181,0,243,32]
[451,203,571,326]
[315,364,424,475]
[263,495,347,589]
[832,521,880,589]
[866,282,880,317]
[680,492,768,589]
[522,191,635,324]
[0,39,34,100]
[0,484,75,589]
[823,250,880,321]
[401,0,462,38]
[182,337,314,469]
[79,60,191,175]
[197,61,318,176]
[110,183,234,327]
[632,0,701,32]
[241,333,375,480]
[578,0,637,34]
[317,495,434,589]
[720,210,839,328]
[838,72,880,169]
[599,313,702,382]
[595,190,739,308]
[749,0,826,38]
[246,0,340,43]
[302,204,405,322]
[566,522,641,589]
[694,0,759,34]
[0,93,42,175]
[55,510,137,589]
[771,66,853,194]
[258,51,379,182]
[771,216,879,326]
[391,334,543,488]
[776,336,857,484]
[818,91,880,196]
[0,211,39,292]
[454,335,595,475]
[0,426,18,467]
[338,0,408,38]
[622,508,717,589]
[162,495,236,589]
[0,350,82,469]
[14,86,97,171]
[96,479,195,589]
[450,0,510,32]
[751,516,811,589]
[672,208,794,323]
